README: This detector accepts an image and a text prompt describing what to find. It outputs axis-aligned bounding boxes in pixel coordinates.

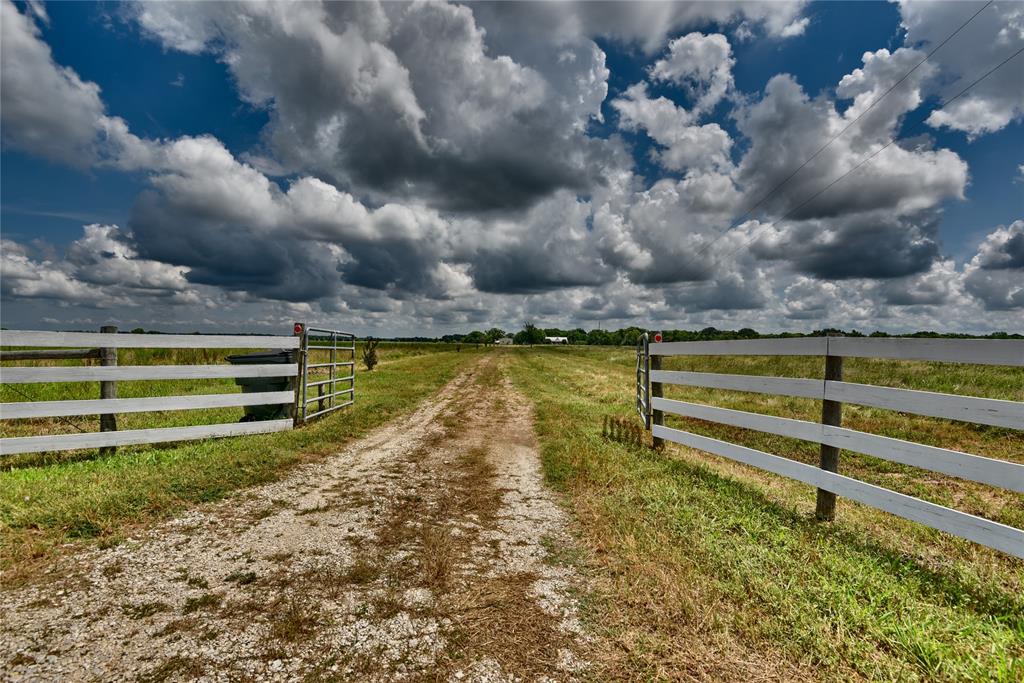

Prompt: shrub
[362,338,379,371]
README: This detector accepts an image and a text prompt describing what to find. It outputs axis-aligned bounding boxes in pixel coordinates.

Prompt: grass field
[0,342,481,576]
[2,342,1022,679]
[505,346,1023,681]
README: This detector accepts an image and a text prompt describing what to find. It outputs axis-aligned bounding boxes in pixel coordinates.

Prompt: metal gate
[297,324,356,424]
[635,332,650,429]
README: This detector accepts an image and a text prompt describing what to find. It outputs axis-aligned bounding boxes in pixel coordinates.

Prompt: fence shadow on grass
[634,443,1024,624]
[603,415,647,447]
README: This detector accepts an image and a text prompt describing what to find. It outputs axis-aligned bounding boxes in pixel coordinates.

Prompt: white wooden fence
[636,336,1024,559]
[1,330,300,455]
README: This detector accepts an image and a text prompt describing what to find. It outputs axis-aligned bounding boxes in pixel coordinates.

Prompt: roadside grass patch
[507,347,1024,682]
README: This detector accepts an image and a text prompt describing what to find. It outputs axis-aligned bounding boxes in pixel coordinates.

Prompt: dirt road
[1,358,589,681]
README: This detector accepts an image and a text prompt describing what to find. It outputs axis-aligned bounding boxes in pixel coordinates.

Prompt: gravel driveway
[1,357,589,682]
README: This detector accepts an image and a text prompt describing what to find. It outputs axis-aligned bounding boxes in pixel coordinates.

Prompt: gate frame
[296,323,356,425]
[635,332,650,429]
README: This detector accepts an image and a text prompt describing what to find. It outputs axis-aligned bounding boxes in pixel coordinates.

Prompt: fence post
[99,325,118,454]
[815,337,843,521]
[650,352,664,450]
[293,322,305,427]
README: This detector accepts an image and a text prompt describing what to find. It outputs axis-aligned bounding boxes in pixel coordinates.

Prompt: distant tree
[617,326,645,346]
[362,338,379,371]
[737,327,758,339]
[485,328,506,343]
[464,330,486,346]
[131,327,145,334]
[516,322,545,345]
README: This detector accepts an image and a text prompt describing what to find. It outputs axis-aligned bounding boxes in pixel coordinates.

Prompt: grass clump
[224,570,257,585]
[181,592,222,614]
[269,595,323,643]
[121,601,170,619]
[137,655,205,683]
[341,558,379,586]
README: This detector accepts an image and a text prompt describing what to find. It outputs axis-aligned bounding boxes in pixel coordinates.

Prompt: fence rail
[0,364,299,384]
[649,371,1024,429]
[1,330,299,349]
[1,328,299,456]
[649,336,1024,366]
[637,336,1024,559]
[1,420,293,456]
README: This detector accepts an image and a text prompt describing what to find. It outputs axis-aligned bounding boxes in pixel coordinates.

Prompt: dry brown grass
[137,654,206,682]
[268,595,324,643]
[121,601,170,620]
[418,525,457,590]
[181,592,222,614]
[579,505,810,681]
[440,572,571,679]
[340,557,379,586]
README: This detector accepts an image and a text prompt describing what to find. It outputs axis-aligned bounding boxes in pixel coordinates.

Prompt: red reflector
[654,333,663,343]
[293,323,304,335]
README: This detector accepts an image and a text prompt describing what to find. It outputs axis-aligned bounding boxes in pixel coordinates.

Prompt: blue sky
[2,1,1022,334]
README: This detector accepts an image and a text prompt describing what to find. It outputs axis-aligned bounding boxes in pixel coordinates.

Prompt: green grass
[505,347,1023,681]
[0,345,480,573]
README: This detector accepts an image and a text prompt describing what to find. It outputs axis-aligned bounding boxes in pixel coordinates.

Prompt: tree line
[424,324,1022,346]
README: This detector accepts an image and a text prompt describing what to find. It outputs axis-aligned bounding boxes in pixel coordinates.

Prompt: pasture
[508,346,1023,681]
[1,342,1021,680]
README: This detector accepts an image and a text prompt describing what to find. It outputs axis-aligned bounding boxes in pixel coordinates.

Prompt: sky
[1,0,1022,336]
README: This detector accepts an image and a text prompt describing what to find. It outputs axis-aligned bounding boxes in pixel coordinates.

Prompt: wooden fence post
[815,338,843,520]
[651,352,664,450]
[293,322,305,427]
[99,325,118,454]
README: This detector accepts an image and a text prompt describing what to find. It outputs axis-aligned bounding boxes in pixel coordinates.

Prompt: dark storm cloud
[129,191,343,303]
[467,249,609,295]
[754,212,941,280]
[330,110,596,213]
[339,239,443,294]
[983,231,1024,270]
[662,270,767,312]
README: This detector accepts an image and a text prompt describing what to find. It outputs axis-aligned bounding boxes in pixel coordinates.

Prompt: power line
[3,384,88,433]
[717,43,1024,264]
[686,0,993,264]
